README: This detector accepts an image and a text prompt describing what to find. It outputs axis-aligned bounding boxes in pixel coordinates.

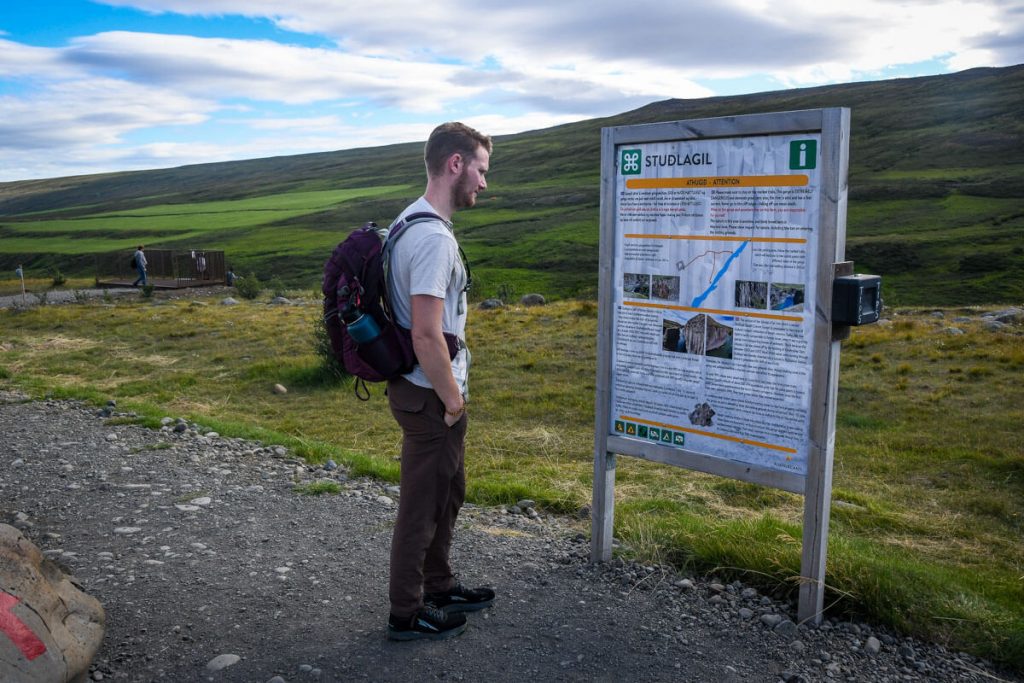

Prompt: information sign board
[612,133,822,479]
[592,109,851,623]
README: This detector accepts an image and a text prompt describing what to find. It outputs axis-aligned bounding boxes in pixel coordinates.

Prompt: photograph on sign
[610,134,822,477]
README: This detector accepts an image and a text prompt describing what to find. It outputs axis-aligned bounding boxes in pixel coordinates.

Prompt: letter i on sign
[789,140,817,170]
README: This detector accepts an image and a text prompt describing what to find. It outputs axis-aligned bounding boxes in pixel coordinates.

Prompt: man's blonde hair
[424,122,492,177]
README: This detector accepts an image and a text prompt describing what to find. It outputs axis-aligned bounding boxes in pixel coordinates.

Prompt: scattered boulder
[986,307,1023,324]
[0,524,105,683]
[478,298,504,310]
[272,384,288,395]
[221,297,239,306]
[269,297,292,305]
[520,293,546,306]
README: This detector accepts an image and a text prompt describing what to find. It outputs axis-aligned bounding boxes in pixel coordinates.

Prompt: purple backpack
[321,212,463,399]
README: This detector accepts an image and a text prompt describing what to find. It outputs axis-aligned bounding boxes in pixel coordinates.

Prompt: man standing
[385,122,494,641]
[15,264,25,305]
[132,245,147,287]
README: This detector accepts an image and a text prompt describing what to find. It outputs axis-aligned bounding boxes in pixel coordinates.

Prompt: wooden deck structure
[96,249,226,289]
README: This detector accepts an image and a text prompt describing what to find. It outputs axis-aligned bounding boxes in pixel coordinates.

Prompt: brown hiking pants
[387,377,467,618]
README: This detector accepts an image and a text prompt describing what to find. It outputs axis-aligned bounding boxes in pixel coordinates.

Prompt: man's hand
[443,398,465,427]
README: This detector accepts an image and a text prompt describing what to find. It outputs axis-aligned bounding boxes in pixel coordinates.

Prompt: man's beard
[452,170,477,209]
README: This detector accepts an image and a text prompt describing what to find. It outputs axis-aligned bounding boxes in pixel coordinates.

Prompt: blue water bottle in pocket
[343,304,381,344]
[342,304,404,378]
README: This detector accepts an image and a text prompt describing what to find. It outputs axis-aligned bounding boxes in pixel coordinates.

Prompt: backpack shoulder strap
[381,211,445,288]
[386,211,444,245]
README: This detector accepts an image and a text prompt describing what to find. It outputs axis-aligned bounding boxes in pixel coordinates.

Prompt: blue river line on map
[690,241,749,309]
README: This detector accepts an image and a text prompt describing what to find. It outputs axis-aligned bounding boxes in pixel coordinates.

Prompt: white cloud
[2,0,1021,180]
[64,32,477,109]
[0,77,212,151]
[0,38,75,78]
[95,0,1022,76]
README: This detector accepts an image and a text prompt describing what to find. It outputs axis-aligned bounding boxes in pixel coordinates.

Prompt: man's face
[453,146,489,209]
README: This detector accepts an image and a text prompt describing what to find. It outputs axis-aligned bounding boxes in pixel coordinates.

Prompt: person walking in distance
[132,245,148,287]
[385,122,494,641]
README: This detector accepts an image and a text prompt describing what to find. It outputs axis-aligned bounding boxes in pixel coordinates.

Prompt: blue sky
[1,0,1022,182]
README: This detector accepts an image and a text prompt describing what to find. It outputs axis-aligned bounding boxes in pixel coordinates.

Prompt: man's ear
[447,152,464,176]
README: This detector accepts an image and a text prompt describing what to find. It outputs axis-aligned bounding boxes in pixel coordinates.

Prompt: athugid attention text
[646,153,712,167]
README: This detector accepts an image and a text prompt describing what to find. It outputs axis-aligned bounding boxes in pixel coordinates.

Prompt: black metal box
[832,274,881,325]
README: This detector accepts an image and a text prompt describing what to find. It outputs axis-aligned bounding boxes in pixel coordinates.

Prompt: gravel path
[0,393,1017,683]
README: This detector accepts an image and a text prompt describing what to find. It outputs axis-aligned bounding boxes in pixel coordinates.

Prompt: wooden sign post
[592,108,850,623]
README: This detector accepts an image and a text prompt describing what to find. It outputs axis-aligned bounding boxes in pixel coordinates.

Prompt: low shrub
[311,313,346,380]
[234,274,262,301]
[235,273,263,300]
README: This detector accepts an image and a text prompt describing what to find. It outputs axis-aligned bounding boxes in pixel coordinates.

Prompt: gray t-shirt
[387,197,469,393]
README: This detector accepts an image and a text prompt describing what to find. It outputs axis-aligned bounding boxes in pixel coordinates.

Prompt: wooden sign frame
[592,108,850,623]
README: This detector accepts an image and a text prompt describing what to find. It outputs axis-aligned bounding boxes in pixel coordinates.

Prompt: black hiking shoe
[387,604,467,641]
[424,582,495,613]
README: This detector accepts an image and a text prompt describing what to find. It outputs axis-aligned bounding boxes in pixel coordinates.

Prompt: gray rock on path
[774,619,799,641]
[478,298,504,310]
[206,654,241,671]
[520,293,546,306]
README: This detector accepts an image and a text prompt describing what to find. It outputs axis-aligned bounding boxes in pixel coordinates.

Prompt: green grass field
[0,186,411,253]
[1,291,1021,670]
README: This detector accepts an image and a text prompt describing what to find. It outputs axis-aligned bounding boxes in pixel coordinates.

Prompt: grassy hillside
[1,65,1022,305]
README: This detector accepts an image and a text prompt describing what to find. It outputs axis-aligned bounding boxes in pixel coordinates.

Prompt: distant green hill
[2,64,1022,305]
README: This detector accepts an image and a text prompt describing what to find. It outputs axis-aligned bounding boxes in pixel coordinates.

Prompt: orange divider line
[623,300,802,322]
[620,415,797,454]
[625,175,808,189]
